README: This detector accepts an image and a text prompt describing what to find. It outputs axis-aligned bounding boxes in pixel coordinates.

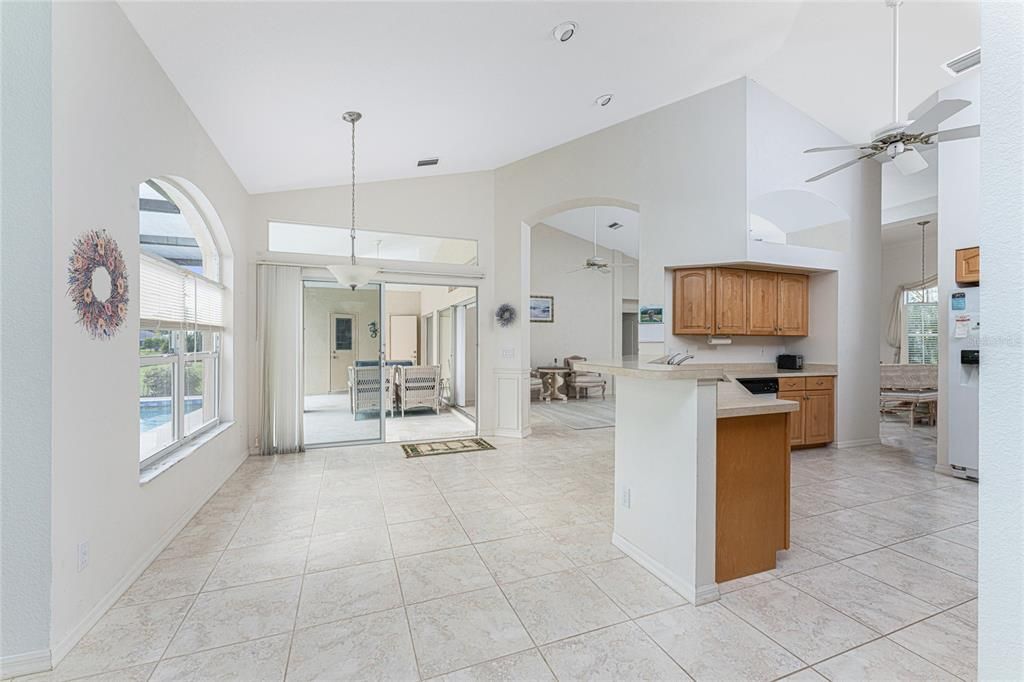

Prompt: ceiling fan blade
[804,143,874,153]
[598,267,612,275]
[805,151,879,183]
[892,147,929,175]
[567,266,588,274]
[929,124,980,143]
[904,99,971,135]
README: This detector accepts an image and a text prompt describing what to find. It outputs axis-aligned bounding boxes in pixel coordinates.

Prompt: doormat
[402,438,496,458]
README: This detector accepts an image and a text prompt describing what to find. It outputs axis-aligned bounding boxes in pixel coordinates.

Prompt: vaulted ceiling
[121,1,979,194]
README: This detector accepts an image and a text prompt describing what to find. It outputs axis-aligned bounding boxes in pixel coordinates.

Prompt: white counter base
[610,376,719,605]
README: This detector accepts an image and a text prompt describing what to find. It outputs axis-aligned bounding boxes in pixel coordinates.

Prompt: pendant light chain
[350,115,357,266]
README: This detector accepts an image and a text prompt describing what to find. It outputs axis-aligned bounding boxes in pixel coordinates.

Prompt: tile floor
[303,393,476,446]
[23,419,978,681]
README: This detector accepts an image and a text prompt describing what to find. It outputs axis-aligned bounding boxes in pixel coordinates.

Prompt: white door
[388,315,419,363]
[329,313,356,393]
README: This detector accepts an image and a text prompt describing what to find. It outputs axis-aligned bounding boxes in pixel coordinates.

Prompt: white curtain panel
[257,264,304,455]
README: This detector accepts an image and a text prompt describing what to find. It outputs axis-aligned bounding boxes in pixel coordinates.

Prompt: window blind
[905,302,938,364]
[140,253,224,330]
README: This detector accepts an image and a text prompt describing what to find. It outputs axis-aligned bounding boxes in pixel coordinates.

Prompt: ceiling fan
[568,208,636,275]
[805,0,980,183]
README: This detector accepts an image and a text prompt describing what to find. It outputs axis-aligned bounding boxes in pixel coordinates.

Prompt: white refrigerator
[948,288,980,480]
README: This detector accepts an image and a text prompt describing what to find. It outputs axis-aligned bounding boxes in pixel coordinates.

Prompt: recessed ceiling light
[595,94,614,107]
[417,158,439,168]
[943,47,981,76]
[552,21,577,43]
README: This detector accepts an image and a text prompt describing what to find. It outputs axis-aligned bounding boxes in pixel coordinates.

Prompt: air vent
[944,47,981,76]
[606,222,623,230]
[417,158,439,167]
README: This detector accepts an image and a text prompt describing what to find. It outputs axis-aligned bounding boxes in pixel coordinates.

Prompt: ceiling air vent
[944,47,981,76]
[606,222,623,230]
[417,157,439,167]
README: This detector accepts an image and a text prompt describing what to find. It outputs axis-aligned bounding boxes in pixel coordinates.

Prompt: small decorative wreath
[495,303,517,328]
[67,229,129,339]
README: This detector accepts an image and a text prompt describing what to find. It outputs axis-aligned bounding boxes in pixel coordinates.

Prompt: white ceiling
[121,1,978,194]
[542,205,639,258]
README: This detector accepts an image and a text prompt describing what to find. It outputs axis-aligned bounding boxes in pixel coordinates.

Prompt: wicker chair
[565,355,606,400]
[395,365,442,416]
[349,365,392,416]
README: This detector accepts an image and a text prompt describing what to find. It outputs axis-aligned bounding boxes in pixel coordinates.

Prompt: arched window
[138,179,224,467]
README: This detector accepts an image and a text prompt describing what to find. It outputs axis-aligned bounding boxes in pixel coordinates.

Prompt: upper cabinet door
[673,268,715,334]
[956,247,980,285]
[715,268,748,335]
[777,273,809,336]
[746,271,779,335]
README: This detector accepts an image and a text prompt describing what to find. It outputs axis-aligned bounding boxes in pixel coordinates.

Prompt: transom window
[139,180,225,468]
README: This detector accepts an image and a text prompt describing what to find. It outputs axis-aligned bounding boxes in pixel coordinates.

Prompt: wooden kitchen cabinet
[715,269,748,335]
[803,390,834,445]
[746,271,779,335]
[779,379,834,448]
[672,268,715,334]
[778,391,805,446]
[955,247,980,285]
[672,266,808,337]
[777,273,809,336]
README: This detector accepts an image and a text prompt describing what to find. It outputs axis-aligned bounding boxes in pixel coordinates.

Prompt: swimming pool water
[140,398,203,431]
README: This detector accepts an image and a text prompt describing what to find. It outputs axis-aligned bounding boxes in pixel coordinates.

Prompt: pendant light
[328,111,378,290]
[917,219,930,286]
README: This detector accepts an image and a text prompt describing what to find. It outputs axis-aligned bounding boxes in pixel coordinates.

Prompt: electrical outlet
[77,541,89,573]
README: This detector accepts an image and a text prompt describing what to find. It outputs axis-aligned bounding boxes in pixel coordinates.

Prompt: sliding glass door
[301,281,384,447]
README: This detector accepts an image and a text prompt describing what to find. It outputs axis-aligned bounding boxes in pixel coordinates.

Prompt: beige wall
[302,287,381,396]
[529,222,636,370]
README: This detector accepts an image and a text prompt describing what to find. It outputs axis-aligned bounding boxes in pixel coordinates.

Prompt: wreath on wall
[495,303,517,328]
[67,229,129,339]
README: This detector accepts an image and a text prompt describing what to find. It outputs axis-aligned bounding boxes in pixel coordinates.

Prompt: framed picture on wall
[529,295,554,323]
[639,306,663,324]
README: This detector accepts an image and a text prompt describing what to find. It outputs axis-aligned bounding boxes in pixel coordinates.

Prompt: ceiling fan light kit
[804,0,979,183]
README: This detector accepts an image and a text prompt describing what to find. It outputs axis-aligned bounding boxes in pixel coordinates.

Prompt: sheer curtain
[257,265,304,454]
[886,274,938,363]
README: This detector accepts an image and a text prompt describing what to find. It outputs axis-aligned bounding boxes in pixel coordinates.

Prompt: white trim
[51,450,244,667]
[0,649,52,678]
[834,437,882,448]
[613,532,720,605]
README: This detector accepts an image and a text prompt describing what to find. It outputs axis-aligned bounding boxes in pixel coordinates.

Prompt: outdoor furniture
[565,355,607,400]
[879,363,938,427]
[396,365,442,416]
[349,365,392,416]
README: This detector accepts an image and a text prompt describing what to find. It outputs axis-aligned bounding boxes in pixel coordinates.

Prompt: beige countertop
[575,359,837,418]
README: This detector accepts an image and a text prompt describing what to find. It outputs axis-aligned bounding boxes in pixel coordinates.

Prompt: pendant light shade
[330,111,378,290]
[327,263,377,290]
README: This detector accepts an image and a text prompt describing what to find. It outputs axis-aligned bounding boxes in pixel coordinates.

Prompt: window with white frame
[139,180,224,467]
[903,286,939,364]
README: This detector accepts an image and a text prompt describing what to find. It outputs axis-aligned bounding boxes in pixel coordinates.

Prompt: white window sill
[140,421,235,485]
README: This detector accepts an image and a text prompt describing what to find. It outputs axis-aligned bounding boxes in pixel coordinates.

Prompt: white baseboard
[612,532,719,606]
[0,648,51,679]
[492,426,530,439]
[834,437,882,449]
[50,455,245,667]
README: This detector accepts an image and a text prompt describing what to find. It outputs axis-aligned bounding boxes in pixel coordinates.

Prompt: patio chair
[395,365,441,416]
[350,365,392,416]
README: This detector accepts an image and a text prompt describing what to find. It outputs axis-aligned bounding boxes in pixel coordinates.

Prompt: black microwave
[776,354,804,370]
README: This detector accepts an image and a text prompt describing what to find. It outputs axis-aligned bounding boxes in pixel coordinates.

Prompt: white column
[978,2,1024,677]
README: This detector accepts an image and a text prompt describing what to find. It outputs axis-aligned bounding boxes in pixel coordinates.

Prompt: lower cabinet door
[804,390,834,445]
[778,391,805,446]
